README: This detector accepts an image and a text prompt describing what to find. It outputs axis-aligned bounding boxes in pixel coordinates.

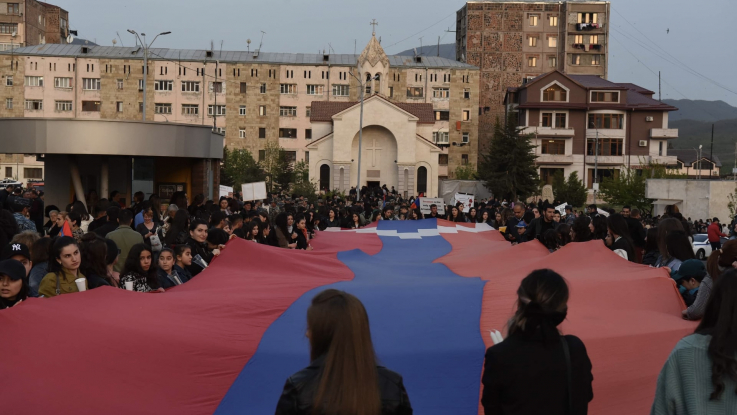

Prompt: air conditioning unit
[638,140,648,147]
[645,116,654,122]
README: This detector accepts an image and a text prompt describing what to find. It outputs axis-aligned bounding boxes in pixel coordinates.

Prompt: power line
[382,12,456,51]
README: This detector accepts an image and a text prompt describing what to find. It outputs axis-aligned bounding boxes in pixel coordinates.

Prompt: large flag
[0,220,695,414]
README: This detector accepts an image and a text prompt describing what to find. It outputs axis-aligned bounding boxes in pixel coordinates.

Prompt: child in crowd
[157,247,188,289]
[514,221,528,245]
[174,244,193,282]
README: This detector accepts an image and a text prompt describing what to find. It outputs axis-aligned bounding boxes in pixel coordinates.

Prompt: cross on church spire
[370,19,378,36]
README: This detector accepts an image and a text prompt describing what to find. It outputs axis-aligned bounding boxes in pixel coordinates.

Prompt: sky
[61,0,737,107]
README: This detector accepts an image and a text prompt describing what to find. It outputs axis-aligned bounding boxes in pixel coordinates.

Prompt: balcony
[650,128,678,139]
[520,126,575,137]
[574,23,604,31]
[536,154,574,165]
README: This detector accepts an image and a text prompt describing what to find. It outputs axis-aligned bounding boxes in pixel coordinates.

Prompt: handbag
[149,228,163,252]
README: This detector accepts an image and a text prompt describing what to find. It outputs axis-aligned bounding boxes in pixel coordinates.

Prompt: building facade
[505,70,678,190]
[456,0,610,155]
[666,149,722,179]
[0,37,479,192]
[0,0,69,51]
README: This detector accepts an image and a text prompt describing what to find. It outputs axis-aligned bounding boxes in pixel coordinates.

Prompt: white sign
[219,185,233,198]
[454,193,475,213]
[555,203,568,215]
[419,198,446,215]
[241,181,267,201]
[597,208,610,217]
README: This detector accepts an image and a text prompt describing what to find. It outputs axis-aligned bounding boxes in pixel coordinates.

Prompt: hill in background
[670,118,737,174]
[664,99,737,122]
[397,43,456,61]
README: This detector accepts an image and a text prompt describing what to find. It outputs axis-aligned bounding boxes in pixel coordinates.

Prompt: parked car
[692,234,729,260]
[0,178,22,187]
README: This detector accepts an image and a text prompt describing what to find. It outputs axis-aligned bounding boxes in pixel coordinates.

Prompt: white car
[692,234,729,260]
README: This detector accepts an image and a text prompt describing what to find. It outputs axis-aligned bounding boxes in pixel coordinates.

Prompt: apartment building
[456,0,610,153]
[0,0,69,50]
[0,38,480,189]
[505,70,678,189]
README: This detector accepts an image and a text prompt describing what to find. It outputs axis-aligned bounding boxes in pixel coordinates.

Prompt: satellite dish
[66,33,73,43]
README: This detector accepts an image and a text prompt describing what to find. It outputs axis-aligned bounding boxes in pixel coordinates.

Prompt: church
[307,32,479,198]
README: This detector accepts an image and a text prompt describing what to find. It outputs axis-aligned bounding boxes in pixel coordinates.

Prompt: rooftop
[668,149,722,168]
[1,44,477,69]
[311,95,435,123]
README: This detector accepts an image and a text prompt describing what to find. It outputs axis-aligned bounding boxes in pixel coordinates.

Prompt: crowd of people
[1,181,736,414]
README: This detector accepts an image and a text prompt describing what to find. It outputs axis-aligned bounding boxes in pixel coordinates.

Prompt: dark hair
[0,260,28,308]
[557,224,572,247]
[121,243,159,289]
[245,220,260,241]
[657,218,685,260]
[307,289,381,415]
[170,191,188,209]
[665,230,695,262]
[695,269,737,400]
[31,237,53,265]
[118,209,134,225]
[209,211,227,228]
[591,215,608,240]
[174,244,191,259]
[508,269,569,339]
[189,219,208,233]
[275,212,290,238]
[571,215,592,242]
[707,239,737,282]
[104,238,119,266]
[47,236,79,280]
[607,214,633,247]
[79,233,115,286]
[67,211,82,228]
[0,210,19,249]
[207,228,229,246]
[165,210,191,246]
[644,227,659,253]
[542,229,559,251]
[71,201,91,222]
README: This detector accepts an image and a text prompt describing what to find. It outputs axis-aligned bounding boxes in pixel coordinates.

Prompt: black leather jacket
[275,356,413,415]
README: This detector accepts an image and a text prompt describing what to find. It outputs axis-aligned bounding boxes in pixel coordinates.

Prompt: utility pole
[658,71,661,102]
[710,124,714,162]
[127,29,171,121]
[593,129,599,204]
[437,36,440,57]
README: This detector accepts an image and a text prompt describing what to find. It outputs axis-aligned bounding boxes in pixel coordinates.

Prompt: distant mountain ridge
[664,99,737,122]
[397,43,456,61]
[670,117,737,174]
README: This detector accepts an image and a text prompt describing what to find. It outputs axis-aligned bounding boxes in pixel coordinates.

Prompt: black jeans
[710,241,722,251]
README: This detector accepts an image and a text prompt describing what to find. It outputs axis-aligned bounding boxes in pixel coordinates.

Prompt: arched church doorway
[417,166,428,194]
[319,164,330,191]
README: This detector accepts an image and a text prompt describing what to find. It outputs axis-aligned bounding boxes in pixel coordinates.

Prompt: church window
[332,85,349,97]
[434,111,450,121]
[462,110,470,121]
[279,106,297,117]
[407,87,424,98]
[280,84,297,94]
[432,88,450,99]
[279,128,297,139]
[433,131,449,144]
[307,85,324,95]
[259,128,266,139]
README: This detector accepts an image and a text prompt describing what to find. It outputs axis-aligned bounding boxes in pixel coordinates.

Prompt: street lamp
[127,29,171,121]
[347,70,379,200]
[589,122,599,204]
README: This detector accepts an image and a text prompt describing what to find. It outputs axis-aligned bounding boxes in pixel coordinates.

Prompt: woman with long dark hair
[119,243,162,293]
[79,233,116,289]
[275,289,412,414]
[465,207,478,223]
[482,269,593,415]
[642,227,660,266]
[656,230,695,273]
[651,270,737,414]
[591,215,608,241]
[164,210,190,246]
[274,212,297,249]
[606,214,635,262]
[38,236,85,297]
[449,206,464,223]
[570,215,593,243]
[71,200,92,232]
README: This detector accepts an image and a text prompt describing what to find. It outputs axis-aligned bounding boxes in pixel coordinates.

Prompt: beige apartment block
[456,0,609,153]
[0,37,479,189]
[0,0,69,51]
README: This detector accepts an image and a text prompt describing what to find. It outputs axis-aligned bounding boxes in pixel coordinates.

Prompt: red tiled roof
[310,96,435,123]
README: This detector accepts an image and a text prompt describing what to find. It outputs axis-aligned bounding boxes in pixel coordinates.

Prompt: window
[239,129,246,139]
[260,83,267,94]
[433,131,449,144]
[259,128,266,139]
[542,140,566,155]
[549,15,558,26]
[259,150,266,161]
[5,98,12,109]
[154,103,172,114]
[528,36,537,47]
[139,102,143,113]
[306,107,311,117]
[542,84,567,101]
[462,154,469,165]
[207,105,226,116]
[588,113,624,129]
[432,88,450,99]
[116,102,124,112]
[240,82,247,94]
[280,106,297,117]
[591,91,619,102]
[439,154,449,165]
[548,56,557,67]
[214,127,225,135]
[548,36,557,48]
[528,56,537,67]
[239,105,246,116]
[24,100,43,110]
[182,104,199,115]
[82,78,101,90]
[55,101,72,112]
[81,101,101,112]
[577,13,598,24]
[590,35,599,45]
[462,133,470,144]
[659,141,663,157]
[462,110,470,121]
[279,128,297,138]
[540,168,565,185]
[284,151,297,164]
[555,113,567,128]
[24,168,42,179]
[154,80,173,91]
[464,89,471,99]
[5,76,12,86]
[305,151,310,164]
[572,54,581,66]
[0,23,18,34]
[181,81,200,92]
[434,111,450,121]
[285,70,294,79]
[529,14,539,26]
[542,112,553,127]
[332,84,349,96]
[307,85,324,95]
[407,87,424,98]
[5,167,12,176]
[259,105,266,116]
[117,79,124,90]
[305,129,312,139]
[54,77,72,88]
[7,3,19,14]
[209,82,223,93]
[574,35,584,44]
[138,79,144,91]
[24,76,44,87]
[251,69,258,77]
[388,87,394,97]
[592,55,601,66]
[280,84,297,94]
[587,138,623,156]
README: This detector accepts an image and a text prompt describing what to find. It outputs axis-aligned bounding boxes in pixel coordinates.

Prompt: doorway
[367,181,380,189]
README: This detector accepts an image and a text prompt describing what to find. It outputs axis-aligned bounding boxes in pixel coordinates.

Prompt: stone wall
[0,55,25,118]
[100,58,155,121]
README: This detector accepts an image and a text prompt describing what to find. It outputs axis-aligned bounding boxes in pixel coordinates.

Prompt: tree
[219,147,266,191]
[292,161,319,204]
[477,114,539,201]
[551,171,587,208]
[260,140,290,193]
[598,167,650,211]
[454,165,477,180]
